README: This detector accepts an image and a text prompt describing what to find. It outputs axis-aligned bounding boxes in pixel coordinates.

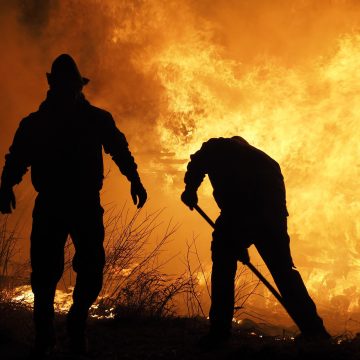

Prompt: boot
[295,328,332,345]
[66,305,89,355]
[31,320,56,358]
[198,327,231,350]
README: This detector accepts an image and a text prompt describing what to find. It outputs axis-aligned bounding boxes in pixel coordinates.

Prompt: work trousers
[30,192,105,334]
[209,213,326,337]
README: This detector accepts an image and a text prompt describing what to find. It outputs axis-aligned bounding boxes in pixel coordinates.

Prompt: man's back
[185,137,288,220]
[2,93,138,196]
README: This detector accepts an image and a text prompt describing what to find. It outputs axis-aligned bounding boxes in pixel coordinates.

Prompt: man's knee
[211,239,237,260]
[31,261,64,292]
[211,242,237,284]
[30,215,68,290]
[270,265,311,301]
[72,245,105,275]
[73,269,104,309]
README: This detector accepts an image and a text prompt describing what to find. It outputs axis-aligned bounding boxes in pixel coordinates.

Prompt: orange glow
[2,0,360,333]
[10,285,115,319]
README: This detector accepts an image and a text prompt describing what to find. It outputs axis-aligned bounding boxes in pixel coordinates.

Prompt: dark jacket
[1,92,140,195]
[184,137,289,221]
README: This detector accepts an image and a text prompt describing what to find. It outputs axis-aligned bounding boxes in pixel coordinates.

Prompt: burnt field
[1,302,360,360]
[1,212,360,359]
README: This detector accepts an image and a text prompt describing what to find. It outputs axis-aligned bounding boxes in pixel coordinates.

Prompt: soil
[1,303,360,360]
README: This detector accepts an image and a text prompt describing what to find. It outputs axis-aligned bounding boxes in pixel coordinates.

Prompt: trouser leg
[209,241,238,334]
[67,201,105,336]
[30,199,68,345]
[209,214,240,335]
[255,223,328,336]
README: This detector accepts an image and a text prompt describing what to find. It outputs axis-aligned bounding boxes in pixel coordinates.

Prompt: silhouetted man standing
[0,54,147,355]
[181,136,329,346]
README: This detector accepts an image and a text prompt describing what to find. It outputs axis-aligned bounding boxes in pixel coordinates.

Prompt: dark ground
[1,303,360,360]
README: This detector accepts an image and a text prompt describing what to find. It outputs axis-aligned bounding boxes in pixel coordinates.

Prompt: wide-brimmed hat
[47,54,89,86]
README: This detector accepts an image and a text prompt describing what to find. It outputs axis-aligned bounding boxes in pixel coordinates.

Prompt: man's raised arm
[101,113,147,208]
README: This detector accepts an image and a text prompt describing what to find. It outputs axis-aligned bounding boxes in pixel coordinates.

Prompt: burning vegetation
[1,0,360,347]
[2,210,360,359]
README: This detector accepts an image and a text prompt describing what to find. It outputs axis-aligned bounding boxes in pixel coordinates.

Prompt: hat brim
[46,73,90,86]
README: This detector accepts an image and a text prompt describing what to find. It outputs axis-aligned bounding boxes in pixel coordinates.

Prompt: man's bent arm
[101,113,141,183]
[184,141,213,192]
[1,118,32,189]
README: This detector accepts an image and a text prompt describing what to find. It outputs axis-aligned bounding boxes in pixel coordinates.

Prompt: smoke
[3,0,360,170]
[193,0,360,63]
[2,0,360,330]
[17,0,54,33]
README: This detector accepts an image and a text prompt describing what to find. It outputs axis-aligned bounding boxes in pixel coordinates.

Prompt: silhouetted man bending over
[181,136,329,346]
[0,54,147,355]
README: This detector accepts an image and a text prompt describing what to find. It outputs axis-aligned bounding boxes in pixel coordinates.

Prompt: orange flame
[2,0,360,333]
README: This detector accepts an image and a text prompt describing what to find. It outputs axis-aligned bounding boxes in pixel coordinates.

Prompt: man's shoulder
[87,104,113,121]
[201,137,225,149]
[249,146,281,172]
[19,110,41,128]
[191,138,231,158]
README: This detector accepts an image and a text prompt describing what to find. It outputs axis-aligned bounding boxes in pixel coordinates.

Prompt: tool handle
[194,205,216,228]
[194,204,287,309]
[246,262,287,308]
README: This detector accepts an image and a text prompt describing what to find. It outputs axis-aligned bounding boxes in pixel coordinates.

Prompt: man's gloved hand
[131,180,147,208]
[0,186,16,214]
[181,189,198,210]
[237,246,250,265]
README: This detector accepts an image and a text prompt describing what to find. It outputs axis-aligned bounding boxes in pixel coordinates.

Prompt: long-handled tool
[194,204,291,316]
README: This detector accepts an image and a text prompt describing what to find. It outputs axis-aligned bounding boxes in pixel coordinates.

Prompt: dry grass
[0,206,276,322]
[60,207,199,319]
[0,216,18,282]
[0,216,29,299]
[2,210,360,358]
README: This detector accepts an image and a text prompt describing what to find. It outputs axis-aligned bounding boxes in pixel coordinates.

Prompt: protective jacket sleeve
[102,113,141,183]
[184,140,214,191]
[1,118,32,189]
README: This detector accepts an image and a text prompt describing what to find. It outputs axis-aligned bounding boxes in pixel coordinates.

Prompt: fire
[10,285,73,313]
[2,0,360,333]
[155,35,359,270]
[146,27,360,331]
[10,285,115,319]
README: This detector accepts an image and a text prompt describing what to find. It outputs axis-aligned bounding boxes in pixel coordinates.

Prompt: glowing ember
[2,0,360,333]
[10,285,72,313]
[11,285,34,305]
[9,286,115,319]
